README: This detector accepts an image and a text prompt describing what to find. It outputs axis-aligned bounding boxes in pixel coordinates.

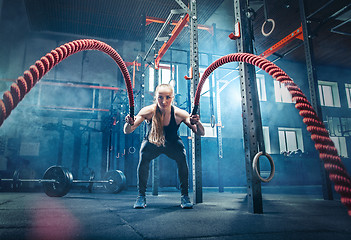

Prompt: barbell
[0,165,126,197]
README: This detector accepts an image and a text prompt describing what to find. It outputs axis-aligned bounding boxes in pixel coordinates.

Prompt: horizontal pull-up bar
[155,14,189,69]
[144,11,175,61]
[146,16,213,34]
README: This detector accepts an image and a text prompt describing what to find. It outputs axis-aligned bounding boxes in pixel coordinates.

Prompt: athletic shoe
[134,195,146,209]
[180,195,193,209]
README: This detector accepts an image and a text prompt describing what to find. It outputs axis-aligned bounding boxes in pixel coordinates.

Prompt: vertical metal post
[72,121,82,179]
[152,51,160,196]
[86,131,91,169]
[189,0,202,204]
[124,93,133,185]
[138,14,146,188]
[57,118,64,165]
[140,13,146,143]
[124,132,131,182]
[215,76,224,193]
[116,111,121,170]
[186,51,193,191]
[152,158,159,196]
[234,0,263,214]
[211,23,224,193]
[299,0,333,200]
[101,130,109,177]
[110,124,116,171]
[170,50,173,83]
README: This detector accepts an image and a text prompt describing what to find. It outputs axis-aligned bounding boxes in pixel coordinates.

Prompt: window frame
[148,64,175,92]
[262,126,271,153]
[330,136,348,158]
[318,80,340,107]
[256,74,267,101]
[345,83,351,108]
[274,81,293,103]
[202,123,217,138]
[278,127,304,153]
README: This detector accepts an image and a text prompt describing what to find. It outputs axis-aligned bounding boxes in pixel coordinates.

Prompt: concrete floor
[0,186,351,240]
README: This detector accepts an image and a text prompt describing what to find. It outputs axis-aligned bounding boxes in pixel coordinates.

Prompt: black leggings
[137,139,189,196]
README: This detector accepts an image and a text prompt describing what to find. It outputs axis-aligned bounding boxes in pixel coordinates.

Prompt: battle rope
[0,39,134,127]
[192,53,351,216]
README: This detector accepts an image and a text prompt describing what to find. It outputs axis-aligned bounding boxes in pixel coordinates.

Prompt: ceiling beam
[259,25,303,58]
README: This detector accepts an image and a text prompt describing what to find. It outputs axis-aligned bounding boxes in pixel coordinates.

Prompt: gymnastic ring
[252,151,275,182]
[261,19,275,37]
[210,114,216,128]
[128,146,136,154]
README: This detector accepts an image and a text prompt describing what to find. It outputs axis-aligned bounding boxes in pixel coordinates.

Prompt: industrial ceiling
[8,0,351,68]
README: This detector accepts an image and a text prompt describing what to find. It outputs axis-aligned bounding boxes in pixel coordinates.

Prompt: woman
[124,84,205,209]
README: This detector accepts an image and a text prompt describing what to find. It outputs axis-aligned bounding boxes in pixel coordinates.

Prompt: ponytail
[147,84,174,146]
[148,104,165,146]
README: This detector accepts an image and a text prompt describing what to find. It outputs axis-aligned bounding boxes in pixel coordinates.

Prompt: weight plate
[103,170,126,193]
[12,168,37,191]
[42,166,73,197]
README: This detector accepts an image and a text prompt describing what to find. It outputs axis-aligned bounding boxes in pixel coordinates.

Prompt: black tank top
[145,106,180,142]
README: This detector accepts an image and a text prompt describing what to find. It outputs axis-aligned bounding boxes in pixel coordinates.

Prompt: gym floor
[1,186,351,240]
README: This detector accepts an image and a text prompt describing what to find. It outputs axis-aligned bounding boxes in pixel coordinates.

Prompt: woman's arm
[123,114,145,134]
[123,105,154,134]
[176,107,205,136]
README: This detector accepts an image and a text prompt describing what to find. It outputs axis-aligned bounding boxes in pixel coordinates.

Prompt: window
[318,81,340,107]
[326,116,351,137]
[202,123,217,138]
[327,116,342,137]
[330,136,348,157]
[256,74,267,101]
[262,126,271,153]
[160,66,172,85]
[340,118,351,137]
[149,67,155,92]
[148,64,174,92]
[345,84,351,108]
[278,127,304,153]
[325,117,349,157]
[274,81,293,103]
[181,123,217,138]
[199,68,211,97]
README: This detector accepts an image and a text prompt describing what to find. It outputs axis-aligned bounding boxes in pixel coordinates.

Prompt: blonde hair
[148,84,174,146]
